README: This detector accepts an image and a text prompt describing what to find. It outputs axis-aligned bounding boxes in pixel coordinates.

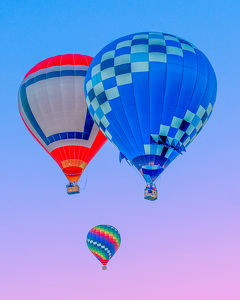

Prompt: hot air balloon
[18,54,107,195]
[85,32,217,200]
[86,225,121,270]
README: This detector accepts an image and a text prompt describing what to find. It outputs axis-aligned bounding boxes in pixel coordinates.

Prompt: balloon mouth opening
[62,166,83,176]
[139,164,164,184]
[132,155,167,172]
[142,164,163,170]
[63,167,83,183]
[100,260,108,265]
[100,259,108,269]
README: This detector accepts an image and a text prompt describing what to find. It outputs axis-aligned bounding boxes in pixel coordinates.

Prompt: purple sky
[0,0,240,299]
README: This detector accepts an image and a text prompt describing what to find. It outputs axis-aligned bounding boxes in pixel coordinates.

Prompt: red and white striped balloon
[18,54,107,186]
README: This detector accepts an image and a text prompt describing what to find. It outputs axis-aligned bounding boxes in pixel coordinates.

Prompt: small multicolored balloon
[86,225,121,270]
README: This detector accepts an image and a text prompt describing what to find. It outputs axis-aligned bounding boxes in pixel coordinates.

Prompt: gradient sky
[0,1,240,299]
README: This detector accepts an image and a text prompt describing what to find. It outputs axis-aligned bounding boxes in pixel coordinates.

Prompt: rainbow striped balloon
[86,225,121,270]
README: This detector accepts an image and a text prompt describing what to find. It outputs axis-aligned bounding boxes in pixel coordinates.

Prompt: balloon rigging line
[80,175,88,190]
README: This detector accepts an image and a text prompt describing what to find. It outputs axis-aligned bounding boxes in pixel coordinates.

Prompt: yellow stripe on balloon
[61,159,87,169]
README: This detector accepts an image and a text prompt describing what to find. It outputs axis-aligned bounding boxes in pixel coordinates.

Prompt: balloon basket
[66,183,80,195]
[102,266,107,270]
[144,187,157,201]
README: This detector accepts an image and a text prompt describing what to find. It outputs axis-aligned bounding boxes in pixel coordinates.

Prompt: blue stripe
[25,70,87,88]
[20,85,50,145]
[47,131,91,142]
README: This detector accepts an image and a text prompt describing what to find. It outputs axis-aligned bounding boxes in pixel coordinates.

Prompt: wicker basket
[144,188,157,201]
[67,185,80,195]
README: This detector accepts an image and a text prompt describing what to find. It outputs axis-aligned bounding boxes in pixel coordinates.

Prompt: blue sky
[0,1,240,299]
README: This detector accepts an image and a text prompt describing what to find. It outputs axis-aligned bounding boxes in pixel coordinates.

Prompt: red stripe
[49,131,107,180]
[24,54,93,79]
[50,133,107,166]
[100,260,109,266]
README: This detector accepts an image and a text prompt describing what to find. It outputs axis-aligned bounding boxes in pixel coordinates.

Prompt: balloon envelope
[18,54,107,185]
[85,32,217,184]
[86,225,121,269]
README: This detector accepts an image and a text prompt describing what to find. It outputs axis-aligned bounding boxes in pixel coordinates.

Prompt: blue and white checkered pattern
[85,32,217,183]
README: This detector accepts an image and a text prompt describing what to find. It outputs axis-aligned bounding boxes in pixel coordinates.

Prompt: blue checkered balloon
[84,32,217,184]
